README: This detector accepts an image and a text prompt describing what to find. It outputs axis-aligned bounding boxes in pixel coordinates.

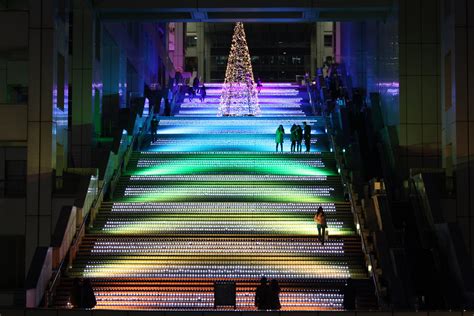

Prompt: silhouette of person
[269,279,281,310]
[343,278,356,310]
[255,277,271,310]
[290,124,298,152]
[200,84,207,102]
[296,125,303,152]
[275,125,285,152]
[150,116,159,142]
[303,122,311,152]
[315,206,328,244]
[256,78,263,93]
[81,279,97,309]
[69,278,83,308]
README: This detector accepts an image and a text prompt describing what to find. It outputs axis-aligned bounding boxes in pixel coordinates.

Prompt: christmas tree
[218,22,260,116]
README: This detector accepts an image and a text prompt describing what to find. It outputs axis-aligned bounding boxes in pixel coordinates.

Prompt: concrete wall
[441,0,474,266]
[399,0,442,173]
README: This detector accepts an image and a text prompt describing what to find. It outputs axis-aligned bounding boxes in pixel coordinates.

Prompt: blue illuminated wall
[340,1,442,173]
[340,15,399,127]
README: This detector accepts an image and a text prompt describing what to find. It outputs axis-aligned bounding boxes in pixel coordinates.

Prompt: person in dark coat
[192,76,200,96]
[150,116,159,142]
[255,277,271,310]
[296,125,303,152]
[69,278,83,308]
[200,84,207,102]
[290,124,298,152]
[343,278,356,310]
[269,279,281,310]
[303,122,312,152]
[81,278,97,309]
[256,78,263,94]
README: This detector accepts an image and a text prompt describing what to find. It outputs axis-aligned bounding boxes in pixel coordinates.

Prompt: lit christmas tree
[218,22,260,116]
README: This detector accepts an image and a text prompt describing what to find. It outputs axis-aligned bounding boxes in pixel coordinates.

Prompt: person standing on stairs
[256,78,263,94]
[69,278,83,308]
[314,206,328,245]
[269,279,281,310]
[296,124,303,152]
[275,125,285,152]
[81,278,97,308]
[303,122,312,152]
[200,83,207,102]
[150,116,159,142]
[290,124,298,152]
[255,277,271,310]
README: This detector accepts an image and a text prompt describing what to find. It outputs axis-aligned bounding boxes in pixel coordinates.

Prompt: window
[324,35,333,47]
[5,160,26,197]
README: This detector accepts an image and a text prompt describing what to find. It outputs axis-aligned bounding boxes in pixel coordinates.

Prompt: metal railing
[326,116,385,309]
[37,109,154,308]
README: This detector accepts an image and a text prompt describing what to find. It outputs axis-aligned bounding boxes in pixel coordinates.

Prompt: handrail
[326,120,385,309]
[41,108,154,307]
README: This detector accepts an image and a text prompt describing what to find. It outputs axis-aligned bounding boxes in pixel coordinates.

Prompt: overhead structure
[218,22,260,117]
[93,0,395,22]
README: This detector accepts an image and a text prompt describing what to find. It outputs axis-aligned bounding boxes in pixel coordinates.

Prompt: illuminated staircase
[54,83,376,310]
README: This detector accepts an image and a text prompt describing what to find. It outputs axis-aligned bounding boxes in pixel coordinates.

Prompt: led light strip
[110,202,339,213]
[100,220,346,234]
[92,291,344,310]
[128,175,329,181]
[139,151,324,155]
[135,160,326,166]
[82,263,352,279]
[149,138,319,145]
[154,119,322,126]
[90,240,345,255]
[123,186,334,195]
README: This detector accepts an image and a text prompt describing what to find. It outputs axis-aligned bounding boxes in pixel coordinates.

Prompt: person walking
[81,279,97,309]
[290,124,298,152]
[150,116,159,142]
[256,78,263,94]
[255,277,271,310]
[200,83,207,102]
[275,125,285,152]
[303,122,311,152]
[296,125,303,152]
[343,278,356,310]
[70,278,83,308]
[269,279,281,310]
[314,206,328,245]
[192,76,200,94]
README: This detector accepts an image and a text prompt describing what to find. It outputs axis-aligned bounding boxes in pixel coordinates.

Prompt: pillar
[71,0,95,167]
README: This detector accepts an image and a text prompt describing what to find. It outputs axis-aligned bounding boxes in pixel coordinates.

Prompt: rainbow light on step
[109,202,338,213]
[81,259,352,279]
[92,290,344,310]
[147,137,322,153]
[131,158,334,176]
[155,118,322,126]
[90,240,346,255]
[120,185,336,203]
[99,218,346,235]
[128,175,329,181]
